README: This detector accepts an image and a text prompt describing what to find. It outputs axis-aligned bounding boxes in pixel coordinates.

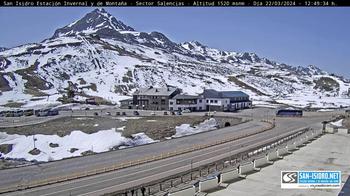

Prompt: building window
[206,100,209,103]
[214,100,218,103]
[199,107,202,110]
[170,107,173,110]
[210,100,213,103]
[161,100,165,105]
[170,101,174,105]
[199,99,202,103]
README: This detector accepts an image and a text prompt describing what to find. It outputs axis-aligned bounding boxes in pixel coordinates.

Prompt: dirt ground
[344,117,350,129]
[123,116,242,140]
[0,116,126,136]
[0,116,242,140]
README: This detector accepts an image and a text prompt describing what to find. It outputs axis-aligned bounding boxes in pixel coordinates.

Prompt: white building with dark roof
[169,89,252,112]
[120,87,251,111]
[120,86,181,110]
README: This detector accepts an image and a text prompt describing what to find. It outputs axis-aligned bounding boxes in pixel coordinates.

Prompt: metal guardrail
[0,120,275,194]
[113,126,318,196]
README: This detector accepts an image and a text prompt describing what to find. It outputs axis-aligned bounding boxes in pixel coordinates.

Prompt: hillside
[0,8,349,109]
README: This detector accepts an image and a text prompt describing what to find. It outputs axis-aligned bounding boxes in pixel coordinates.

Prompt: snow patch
[0,129,155,162]
[173,118,218,138]
[331,119,343,127]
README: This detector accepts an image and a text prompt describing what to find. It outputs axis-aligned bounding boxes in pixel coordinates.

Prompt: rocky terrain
[0,8,349,109]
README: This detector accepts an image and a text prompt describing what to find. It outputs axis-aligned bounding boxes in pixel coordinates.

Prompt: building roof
[119,98,133,102]
[134,86,179,96]
[201,89,249,98]
[220,91,249,98]
[172,94,199,99]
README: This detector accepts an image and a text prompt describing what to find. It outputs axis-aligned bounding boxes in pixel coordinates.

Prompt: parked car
[171,111,176,115]
[6,111,15,117]
[116,112,121,116]
[205,112,214,117]
[94,112,99,116]
[122,111,126,116]
[106,112,111,116]
[182,109,191,113]
[13,110,23,117]
[163,111,168,115]
[133,111,140,116]
[84,107,90,110]
[176,111,182,115]
[23,109,34,116]
[36,109,49,117]
[48,109,59,116]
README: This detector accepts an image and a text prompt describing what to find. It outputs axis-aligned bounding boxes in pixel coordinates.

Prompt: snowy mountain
[0,47,7,52]
[0,8,349,109]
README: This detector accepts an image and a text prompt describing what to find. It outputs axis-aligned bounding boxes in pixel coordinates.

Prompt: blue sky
[0,8,349,78]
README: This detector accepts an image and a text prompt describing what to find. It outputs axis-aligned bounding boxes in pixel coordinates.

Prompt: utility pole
[190,159,193,180]
[33,135,36,149]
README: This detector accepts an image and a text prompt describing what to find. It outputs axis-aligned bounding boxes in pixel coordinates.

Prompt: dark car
[6,111,15,117]
[23,109,34,116]
[171,111,176,115]
[94,112,99,116]
[163,111,168,115]
[116,112,121,116]
[133,111,140,116]
[48,109,59,116]
[176,111,182,115]
[84,107,90,110]
[122,112,126,116]
[36,109,49,117]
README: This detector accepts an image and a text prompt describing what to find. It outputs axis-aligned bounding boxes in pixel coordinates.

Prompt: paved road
[0,106,344,128]
[0,120,265,188]
[0,111,332,196]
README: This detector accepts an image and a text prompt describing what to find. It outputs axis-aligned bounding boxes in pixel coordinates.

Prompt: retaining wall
[254,157,269,168]
[168,186,195,196]
[338,128,349,134]
[199,177,219,192]
[267,151,279,161]
[239,162,254,175]
[277,148,289,156]
[220,169,239,183]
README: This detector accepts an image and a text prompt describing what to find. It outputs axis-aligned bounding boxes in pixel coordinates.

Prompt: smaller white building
[169,89,252,112]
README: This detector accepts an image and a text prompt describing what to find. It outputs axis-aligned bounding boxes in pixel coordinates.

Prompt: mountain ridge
[0,9,349,109]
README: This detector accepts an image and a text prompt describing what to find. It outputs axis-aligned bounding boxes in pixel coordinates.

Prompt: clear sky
[0,7,349,78]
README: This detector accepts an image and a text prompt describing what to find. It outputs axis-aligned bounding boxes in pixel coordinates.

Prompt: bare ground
[343,117,350,129]
[123,116,242,140]
[0,116,126,136]
[0,116,242,141]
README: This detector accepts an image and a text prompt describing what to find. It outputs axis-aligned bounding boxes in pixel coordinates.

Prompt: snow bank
[318,109,334,112]
[116,117,142,121]
[0,129,155,162]
[173,118,218,138]
[331,119,344,127]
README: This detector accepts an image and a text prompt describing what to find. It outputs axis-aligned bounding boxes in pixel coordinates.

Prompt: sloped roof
[220,91,249,98]
[201,89,249,98]
[172,94,199,99]
[134,86,178,96]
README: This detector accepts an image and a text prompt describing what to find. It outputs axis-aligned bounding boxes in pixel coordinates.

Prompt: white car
[182,109,191,113]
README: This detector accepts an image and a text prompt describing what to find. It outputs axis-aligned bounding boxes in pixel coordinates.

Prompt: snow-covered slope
[0,8,349,109]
